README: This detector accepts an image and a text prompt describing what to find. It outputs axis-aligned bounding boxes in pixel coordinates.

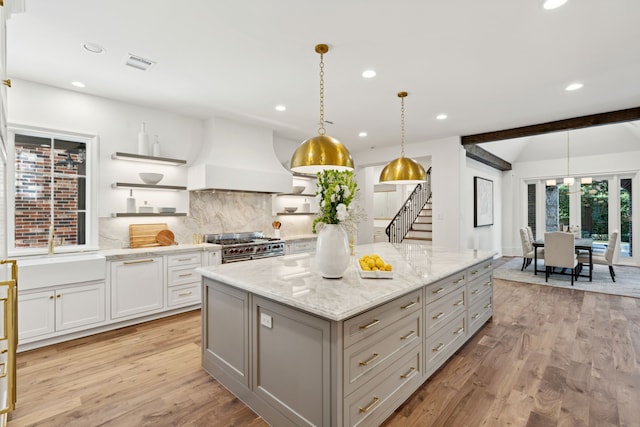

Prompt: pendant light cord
[566,131,570,177]
[400,95,406,157]
[318,51,326,136]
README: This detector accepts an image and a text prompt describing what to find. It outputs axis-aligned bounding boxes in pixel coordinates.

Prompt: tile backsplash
[99,190,315,249]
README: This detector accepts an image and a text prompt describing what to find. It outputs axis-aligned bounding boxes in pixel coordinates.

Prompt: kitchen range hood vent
[188,117,292,194]
[124,53,156,71]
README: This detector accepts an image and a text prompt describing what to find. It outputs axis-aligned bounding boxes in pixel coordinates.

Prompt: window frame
[7,124,99,256]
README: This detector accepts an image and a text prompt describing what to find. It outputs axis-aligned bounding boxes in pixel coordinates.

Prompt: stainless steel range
[205,232,285,263]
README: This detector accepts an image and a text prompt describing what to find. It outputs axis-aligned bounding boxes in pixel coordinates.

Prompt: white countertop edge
[100,243,221,259]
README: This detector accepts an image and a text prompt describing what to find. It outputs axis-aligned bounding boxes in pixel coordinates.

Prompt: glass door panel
[620,178,632,258]
[581,180,609,245]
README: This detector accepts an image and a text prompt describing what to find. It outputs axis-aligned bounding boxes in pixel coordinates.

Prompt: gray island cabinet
[197,243,494,427]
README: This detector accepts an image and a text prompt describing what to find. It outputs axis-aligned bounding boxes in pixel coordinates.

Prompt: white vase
[315,223,350,279]
[138,122,149,155]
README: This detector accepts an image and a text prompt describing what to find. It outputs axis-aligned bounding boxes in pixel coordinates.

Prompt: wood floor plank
[9,261,640,426]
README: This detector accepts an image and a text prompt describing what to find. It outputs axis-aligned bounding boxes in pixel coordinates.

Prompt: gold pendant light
[290,44,354,174]
[379,92,426,184]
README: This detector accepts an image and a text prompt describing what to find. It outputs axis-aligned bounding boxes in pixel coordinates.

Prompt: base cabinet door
[18,291,55,340]
[56,283,106,331]
[111,257,163,319]
[252,296,331,427]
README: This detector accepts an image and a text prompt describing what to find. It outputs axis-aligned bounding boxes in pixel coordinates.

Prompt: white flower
[331,193,336,203]
[336,203,348,221]
[342,185,351,199]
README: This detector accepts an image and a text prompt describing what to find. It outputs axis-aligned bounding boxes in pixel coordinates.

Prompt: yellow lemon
[367,259,376,269]
[384,264,393,271]
[376,259,385,269]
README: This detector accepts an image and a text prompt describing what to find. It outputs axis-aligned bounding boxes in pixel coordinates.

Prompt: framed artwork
[474,176,493,227]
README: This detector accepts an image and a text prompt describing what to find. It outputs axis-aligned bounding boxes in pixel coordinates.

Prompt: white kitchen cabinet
[166,252,201,308]
[111,257,163,319]
[285,238,316,255]
[18,282,106,342]
[203,250,221,266]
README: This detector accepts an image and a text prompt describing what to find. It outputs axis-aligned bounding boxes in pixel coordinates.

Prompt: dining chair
[578,230,618,282]
[519,228,533,271]
[544,232,578,285]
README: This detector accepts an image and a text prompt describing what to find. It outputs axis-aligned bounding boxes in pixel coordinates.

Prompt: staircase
[385,168,432,244]
[403,202,433,243]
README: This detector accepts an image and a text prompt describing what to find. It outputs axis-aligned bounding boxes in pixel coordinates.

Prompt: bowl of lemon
[357,253,393,279]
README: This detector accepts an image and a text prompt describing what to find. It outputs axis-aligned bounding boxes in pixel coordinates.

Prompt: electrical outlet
[260,313,272,328]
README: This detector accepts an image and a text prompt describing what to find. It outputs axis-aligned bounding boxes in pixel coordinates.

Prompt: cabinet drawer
[168,283,201,307]
[425,286,466,337]
[466,259,493,281]
[468,272,492,306]
[468,292,493,335]
[344,311,421,396]
[345,348,422,427]
[168,265,201,287]
[167,253,202,267]
[344,289,422,348]
[425,312,467,372]
[425,271,465,305]
[288,240,316,254]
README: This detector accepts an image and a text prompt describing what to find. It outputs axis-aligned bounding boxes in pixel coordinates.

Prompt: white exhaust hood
[188,117,293,193]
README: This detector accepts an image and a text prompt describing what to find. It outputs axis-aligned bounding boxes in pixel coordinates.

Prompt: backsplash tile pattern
[99,191,314,249]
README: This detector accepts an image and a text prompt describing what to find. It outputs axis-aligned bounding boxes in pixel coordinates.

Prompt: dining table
[532,237,593,281]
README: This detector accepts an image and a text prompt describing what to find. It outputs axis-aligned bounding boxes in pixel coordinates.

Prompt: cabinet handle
[400,367,416,379]
[485,264,492,269]
[49,295,54,300]
[400,330,416,340]
[454,300,464,306]
[178,273,193,278]
[56,294,61,299]
[176,258,193,262]
[485,303,492,309]
[433,343,444,352]
[358,352,380,366]
[472,289,479,294]
[359,396,380,413]
[2,79,10,88]
[472,313,480,319]
[359,319,380,330]
[178,291,193,296]
[484,281,492,287]
[470,270,479,275]
[124,259,154,265]
[400,301,416,310]
[455,277,464,284]
[432,287,445,294]
[454,327,464,335]
[432,312,444,320]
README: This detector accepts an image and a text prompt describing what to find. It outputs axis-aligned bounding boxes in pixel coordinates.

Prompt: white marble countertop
[283,234,317,242]
[197,242,494,321]
[100,243,221,260]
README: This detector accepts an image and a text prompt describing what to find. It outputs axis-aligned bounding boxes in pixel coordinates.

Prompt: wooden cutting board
[156,229,175,246]
[129,223,167,248]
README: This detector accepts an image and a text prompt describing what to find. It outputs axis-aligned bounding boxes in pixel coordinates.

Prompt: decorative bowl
[139,172,164,185]
[284,207,298,213]
[292,186,305,194]
[158,207,176,213]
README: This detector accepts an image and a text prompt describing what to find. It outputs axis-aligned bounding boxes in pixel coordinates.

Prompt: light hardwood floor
[10,271,640,426]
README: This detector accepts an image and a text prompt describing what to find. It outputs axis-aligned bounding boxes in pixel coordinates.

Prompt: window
[580,180,608,240]
[620,178,632,258]
[527,183,536,237]
[10,129,95,253]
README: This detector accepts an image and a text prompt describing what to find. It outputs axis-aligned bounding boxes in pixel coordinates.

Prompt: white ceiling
[5,0,640,155]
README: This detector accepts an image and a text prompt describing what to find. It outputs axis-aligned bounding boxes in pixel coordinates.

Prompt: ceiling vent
[124,53,156,71]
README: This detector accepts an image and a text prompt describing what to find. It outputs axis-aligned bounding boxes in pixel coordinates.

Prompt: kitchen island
[197,242,494,427]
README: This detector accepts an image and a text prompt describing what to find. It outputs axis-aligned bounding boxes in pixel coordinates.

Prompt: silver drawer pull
[433,343,444,352]
[484,281,492,287]
[471,289,479,294]
[178,291,193,296]
[472,313,480,319]
[178,273,193,278]
[470,269,479,275]
[454,327,464,335]
[400,301,417,310]
[359,319,380,330]
[485,303,492,309]
[432,312,444,320]
[432,287,445,294]
[400,330,416,340]
[485,264,492,269]
[359,352,380,366]
[454,300,464,306]
[455,278,464,284]
[359,396,380,413]
[124,259,154,265]
[176,258,194,262]
[400,367,416,379]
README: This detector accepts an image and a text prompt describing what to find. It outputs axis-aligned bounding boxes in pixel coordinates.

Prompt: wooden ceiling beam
[465,144,512,171]
[461,106,640,145]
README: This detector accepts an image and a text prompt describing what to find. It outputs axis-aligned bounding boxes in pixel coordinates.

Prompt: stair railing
[385,167,432,243]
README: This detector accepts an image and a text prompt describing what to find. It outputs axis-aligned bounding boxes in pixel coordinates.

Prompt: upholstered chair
[578,231,618,282]
[544,232,578,285]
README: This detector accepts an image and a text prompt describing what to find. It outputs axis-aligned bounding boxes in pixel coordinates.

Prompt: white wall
[8,79,204,218]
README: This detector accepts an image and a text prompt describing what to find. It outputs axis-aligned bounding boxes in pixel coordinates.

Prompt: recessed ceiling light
[275,105,286,112]
[83,42,105,54]
[436,114,448,120]
[542,0,568,10]
[358,132,367,137]
[362,70,376,79]
[71,81,86,88]
[565,82,583,91]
